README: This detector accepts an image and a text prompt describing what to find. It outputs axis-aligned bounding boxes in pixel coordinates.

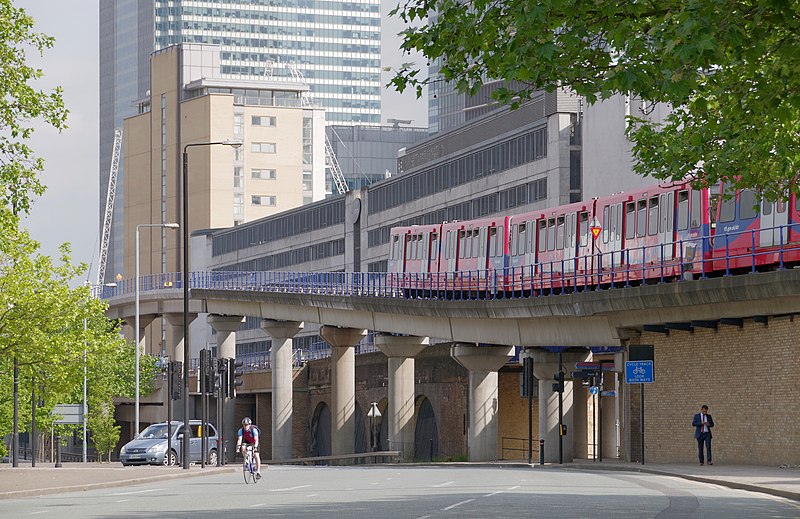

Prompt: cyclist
[236,417,262,479]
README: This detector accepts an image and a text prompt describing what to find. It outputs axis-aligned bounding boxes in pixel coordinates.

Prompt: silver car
[119,420,218,466]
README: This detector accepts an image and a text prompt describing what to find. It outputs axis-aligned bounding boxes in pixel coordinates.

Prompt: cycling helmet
[242,417,252,425]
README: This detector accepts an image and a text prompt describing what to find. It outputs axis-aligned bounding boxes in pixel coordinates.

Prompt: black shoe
[708,461,713,465]
[699,463,704,466]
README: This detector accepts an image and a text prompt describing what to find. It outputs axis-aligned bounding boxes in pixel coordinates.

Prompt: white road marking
[484,490,503,497]
[28,512,47,515]
[115,499,131,503]
[306,494,319,498]
[110,488,159,496]
[442,498,474,511]
[414,516,431,519]
[431,480,454,488]
[269,484,311,492]
[249,503,267,508]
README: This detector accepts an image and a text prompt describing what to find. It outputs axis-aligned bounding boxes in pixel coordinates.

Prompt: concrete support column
[261,319,303,461]
[375,335,429,460]
[532,349,591,463]
[450,343,514,462]
[208,314,245,462]
[135,316,156,357]
[164,313,197,422]
[320,326,366,457]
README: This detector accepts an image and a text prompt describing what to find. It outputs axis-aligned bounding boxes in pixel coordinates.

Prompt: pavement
[1,459,798,502]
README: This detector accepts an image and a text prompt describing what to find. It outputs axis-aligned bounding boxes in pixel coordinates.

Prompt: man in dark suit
[692,405,714,465]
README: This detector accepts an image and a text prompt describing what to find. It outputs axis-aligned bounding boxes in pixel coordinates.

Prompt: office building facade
[100,0,381,282]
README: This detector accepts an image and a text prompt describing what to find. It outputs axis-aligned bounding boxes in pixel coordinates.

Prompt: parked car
[119,420,218,466]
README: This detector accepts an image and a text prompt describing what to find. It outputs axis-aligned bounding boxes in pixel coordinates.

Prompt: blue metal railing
[106,224,800,303]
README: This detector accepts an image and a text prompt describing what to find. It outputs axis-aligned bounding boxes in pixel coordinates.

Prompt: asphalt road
[3,465,800,519]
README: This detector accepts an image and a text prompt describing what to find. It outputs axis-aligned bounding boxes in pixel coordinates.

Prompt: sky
[17,0,428,284]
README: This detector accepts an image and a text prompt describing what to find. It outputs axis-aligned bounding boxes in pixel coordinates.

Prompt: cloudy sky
[18,0,427,283]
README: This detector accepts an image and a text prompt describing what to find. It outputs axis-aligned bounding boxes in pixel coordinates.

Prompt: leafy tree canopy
[390,0,800,200]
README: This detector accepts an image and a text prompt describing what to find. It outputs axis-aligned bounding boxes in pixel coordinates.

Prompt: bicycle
[242,445,259,484]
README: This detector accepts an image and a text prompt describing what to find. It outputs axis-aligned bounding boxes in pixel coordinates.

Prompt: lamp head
[222,139,244,149]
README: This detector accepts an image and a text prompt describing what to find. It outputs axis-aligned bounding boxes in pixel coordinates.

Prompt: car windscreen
[138,424,170,439]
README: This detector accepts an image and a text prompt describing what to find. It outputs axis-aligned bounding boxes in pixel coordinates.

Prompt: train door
[563,213,577,273]
[446,230,458,273]
[660,192,674,260]
[760,199,788,247]
[602,203,623,267]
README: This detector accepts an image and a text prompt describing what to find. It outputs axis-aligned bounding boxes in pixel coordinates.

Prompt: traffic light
[199,349,217,395]
[552,371,565,393]
[169,361,182,400]
[521,357,535,397]
[228,358,244,398]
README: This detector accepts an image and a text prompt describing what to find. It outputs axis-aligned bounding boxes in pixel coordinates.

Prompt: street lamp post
[181,139,242,469]
[135,223,179,437]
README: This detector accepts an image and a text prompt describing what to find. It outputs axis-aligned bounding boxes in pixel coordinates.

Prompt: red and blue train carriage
[387,180,800,297]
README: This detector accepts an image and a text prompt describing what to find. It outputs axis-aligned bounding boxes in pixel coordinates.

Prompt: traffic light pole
[558,350,563,465]
[167,360,173,465]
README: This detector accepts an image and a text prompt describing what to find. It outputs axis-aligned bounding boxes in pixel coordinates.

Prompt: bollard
[55,436,62,468]
[539,439,545,466]
[430,438,434,462]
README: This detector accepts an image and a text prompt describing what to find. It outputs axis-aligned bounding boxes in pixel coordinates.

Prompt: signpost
[626,345,655,465]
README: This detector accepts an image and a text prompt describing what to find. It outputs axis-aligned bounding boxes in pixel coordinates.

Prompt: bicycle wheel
[243,458,254,484]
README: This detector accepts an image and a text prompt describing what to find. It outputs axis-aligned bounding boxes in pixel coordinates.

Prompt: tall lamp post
[84,281,116,462]
[182,139,242,469]
[135,223,179,437]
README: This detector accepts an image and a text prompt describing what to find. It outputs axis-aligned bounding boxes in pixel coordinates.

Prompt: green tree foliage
[88,404,121,463]
[0,1,142,457]
[0,0,67,215]
[390,0,800,199]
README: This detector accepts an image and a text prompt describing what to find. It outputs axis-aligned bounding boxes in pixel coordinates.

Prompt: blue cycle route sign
[625,360,654,384]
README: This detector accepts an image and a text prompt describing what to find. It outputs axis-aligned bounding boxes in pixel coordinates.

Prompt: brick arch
[414,395,439,461]
[310,401,331,457]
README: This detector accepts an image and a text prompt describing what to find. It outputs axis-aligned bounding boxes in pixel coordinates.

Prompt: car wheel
[163,450,177,466]
[208,449,218,466]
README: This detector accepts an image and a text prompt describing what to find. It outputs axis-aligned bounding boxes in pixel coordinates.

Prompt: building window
[233,114,244,135]
[252,168,276,180]
[252,142,276,153]
[234,167,243,188]
[233,193,243,216]
[252,115,276,127]
[303,170,313,191]
[234,147,243,161]
[252,195,276,206]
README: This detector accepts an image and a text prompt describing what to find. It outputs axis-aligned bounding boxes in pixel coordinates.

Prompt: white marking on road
[28,511,47,515]
[306,494,319,498]
[442,498,474,511]
[269,484,311,492]
[249,503,267,508]
[110,488,159,496]
[415,516,431,519]
[115,499,131,503]
[484,490,502,497]
[431,480,454,488]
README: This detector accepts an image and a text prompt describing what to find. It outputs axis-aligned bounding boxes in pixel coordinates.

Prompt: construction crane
[285,63,350,195]
[97,128,122,286]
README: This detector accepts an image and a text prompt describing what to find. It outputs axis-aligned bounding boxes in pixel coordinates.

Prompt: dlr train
[387,180,800,296]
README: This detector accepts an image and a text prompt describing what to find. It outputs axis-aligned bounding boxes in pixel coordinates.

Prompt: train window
[579,212,589,247]
[511,225,519,256]
[739,189,758,219]
[518,223,527,255]
[472,230,480,258]
[538,220,547,252]
[547,218,556,251]
[677,190,689,231]
[488,228,497,258]
[625,202,636,239]
[762,199,772,216]
[602,206,610,243]
[431,233,439,260]
[459,231,466,258]
[421,235,428,260]
[718,183,736,223]
[556,216,565,249]
[648,196,659,235]
[778,200,787,213]
[796,196,800,212]
[528,221,535,253]
[667,192,674,232]
[637,199,647,237]
[615,204,623,242]
[405,235,413,260]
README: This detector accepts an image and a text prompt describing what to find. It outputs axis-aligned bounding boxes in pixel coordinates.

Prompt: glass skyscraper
[99,0,381,282]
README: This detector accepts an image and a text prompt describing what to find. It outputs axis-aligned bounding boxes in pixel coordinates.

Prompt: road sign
[602,390,617,397]
[590,218,601,239]
[589,386,599,395]
[52,404,83,424]
[625,360,654,384]
[575,362,600,369]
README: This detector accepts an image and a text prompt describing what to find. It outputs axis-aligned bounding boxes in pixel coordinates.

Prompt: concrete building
[100,0,381,283]
[123,43,325,356]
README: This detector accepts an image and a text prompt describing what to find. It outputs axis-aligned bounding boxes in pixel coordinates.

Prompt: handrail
[103,224,800,302]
